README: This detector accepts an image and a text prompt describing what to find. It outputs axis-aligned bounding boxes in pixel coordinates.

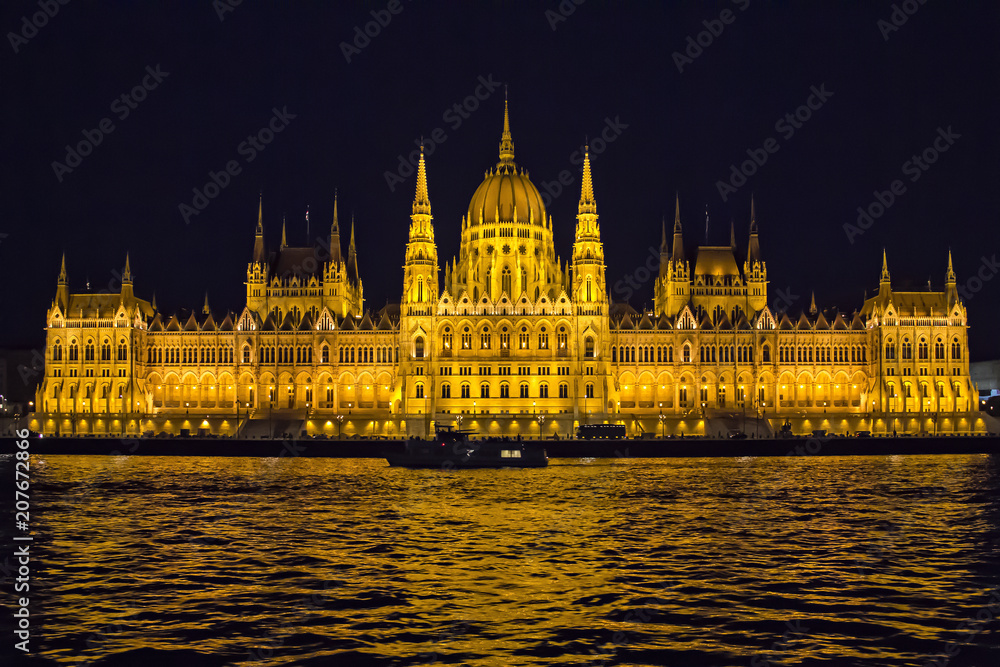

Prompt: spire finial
[809,291,817,315]
[413,143,431,216]
[673,192,681,231]
[123,253,132,283]
[59,252,67,283]
[332,189,340,232]
[498,92,515,166]
[730,218,736,249]
[946,248,956,285]
[280,215,287,249]
[203,292,210,315]
[880,249,891,285]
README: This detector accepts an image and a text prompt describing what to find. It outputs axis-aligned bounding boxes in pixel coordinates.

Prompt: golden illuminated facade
[30,103,985,437]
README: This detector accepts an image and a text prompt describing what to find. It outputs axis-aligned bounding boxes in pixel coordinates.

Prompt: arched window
[918,338,928,360]
[683,344,691,363]
[441,383,451,398]
[415,383,424,399]
[586,276,593,302]
[519,383,529,398]
[69,340,79,361]
[539,382,549,398]
[585,383,594,398]
[762,344,771,363]
[117,340,128,361]
[559,383,569,398]
[321,344,329,364]
[442,326,453,351]
[500,382,509,398]
[901,338,912,360]
[612,346,617,363]
[242,345,251,364]
[885,339,896,360]
[951,338,961,360]
[501,267,512,296]
[101,340,112,361]
[53,341,63,361]
[461,383,471,399]
[480,383,490,398]
[417,277,424,302]
[934,338,944,360]
[414,336,425,358]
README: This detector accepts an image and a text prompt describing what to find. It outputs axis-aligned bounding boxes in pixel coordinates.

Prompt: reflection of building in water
[29,101,985,438]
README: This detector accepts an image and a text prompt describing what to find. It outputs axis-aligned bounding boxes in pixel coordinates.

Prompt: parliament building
[29,102,986,438]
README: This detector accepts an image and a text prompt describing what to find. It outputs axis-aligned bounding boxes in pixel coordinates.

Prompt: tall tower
[246,195,267,312]
[402,145,440,315]
[571,146,606,313]
[878,249,891,300]
[55,252,69,313]
[945,249,958,307]
[744,196,767,312]
[655,194,691,316]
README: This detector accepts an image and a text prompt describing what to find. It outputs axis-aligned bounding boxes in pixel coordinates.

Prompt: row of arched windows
[886,336,961,361]
[432,381,592,399]
[147,346,234,365]
[52,339,118,362]
[613,343,769,364]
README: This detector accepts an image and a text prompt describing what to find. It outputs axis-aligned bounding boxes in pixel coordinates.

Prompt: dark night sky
[2,1,999,359]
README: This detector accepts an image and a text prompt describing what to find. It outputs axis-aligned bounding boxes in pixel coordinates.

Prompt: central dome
[465,99,547,227]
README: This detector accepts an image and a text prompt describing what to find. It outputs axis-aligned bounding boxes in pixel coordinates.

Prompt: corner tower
[402,146,440,315]
[571,146,607,313]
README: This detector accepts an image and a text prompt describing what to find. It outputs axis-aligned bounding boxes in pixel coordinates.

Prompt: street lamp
[659,410,666,438]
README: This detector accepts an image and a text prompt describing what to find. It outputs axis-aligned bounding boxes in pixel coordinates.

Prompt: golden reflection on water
[6,454,1000,666]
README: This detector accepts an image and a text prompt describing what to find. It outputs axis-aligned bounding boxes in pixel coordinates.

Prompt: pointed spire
[578,144,597,216]
[671,193,685,264]
[747,196,762,264]
[330,189,342,265]
[202,292,210,315]
[256,192,263,233]
[58,252,67,284]
[497,89,515,167]
[123,253,132,284]
[809,291,817,315]
[280,216,287,249]
[660,216,668,253]
[946,249,956,284]
[253,194,265,264]
[730,218,736,250]
[412,143,431,216]
[347,215,359,284]
[880,249,891,284]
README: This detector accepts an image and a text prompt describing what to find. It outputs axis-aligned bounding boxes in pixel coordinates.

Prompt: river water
[2,454,999,666]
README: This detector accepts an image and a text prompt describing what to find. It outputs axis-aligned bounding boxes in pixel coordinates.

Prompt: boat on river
[385,426,548,468]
